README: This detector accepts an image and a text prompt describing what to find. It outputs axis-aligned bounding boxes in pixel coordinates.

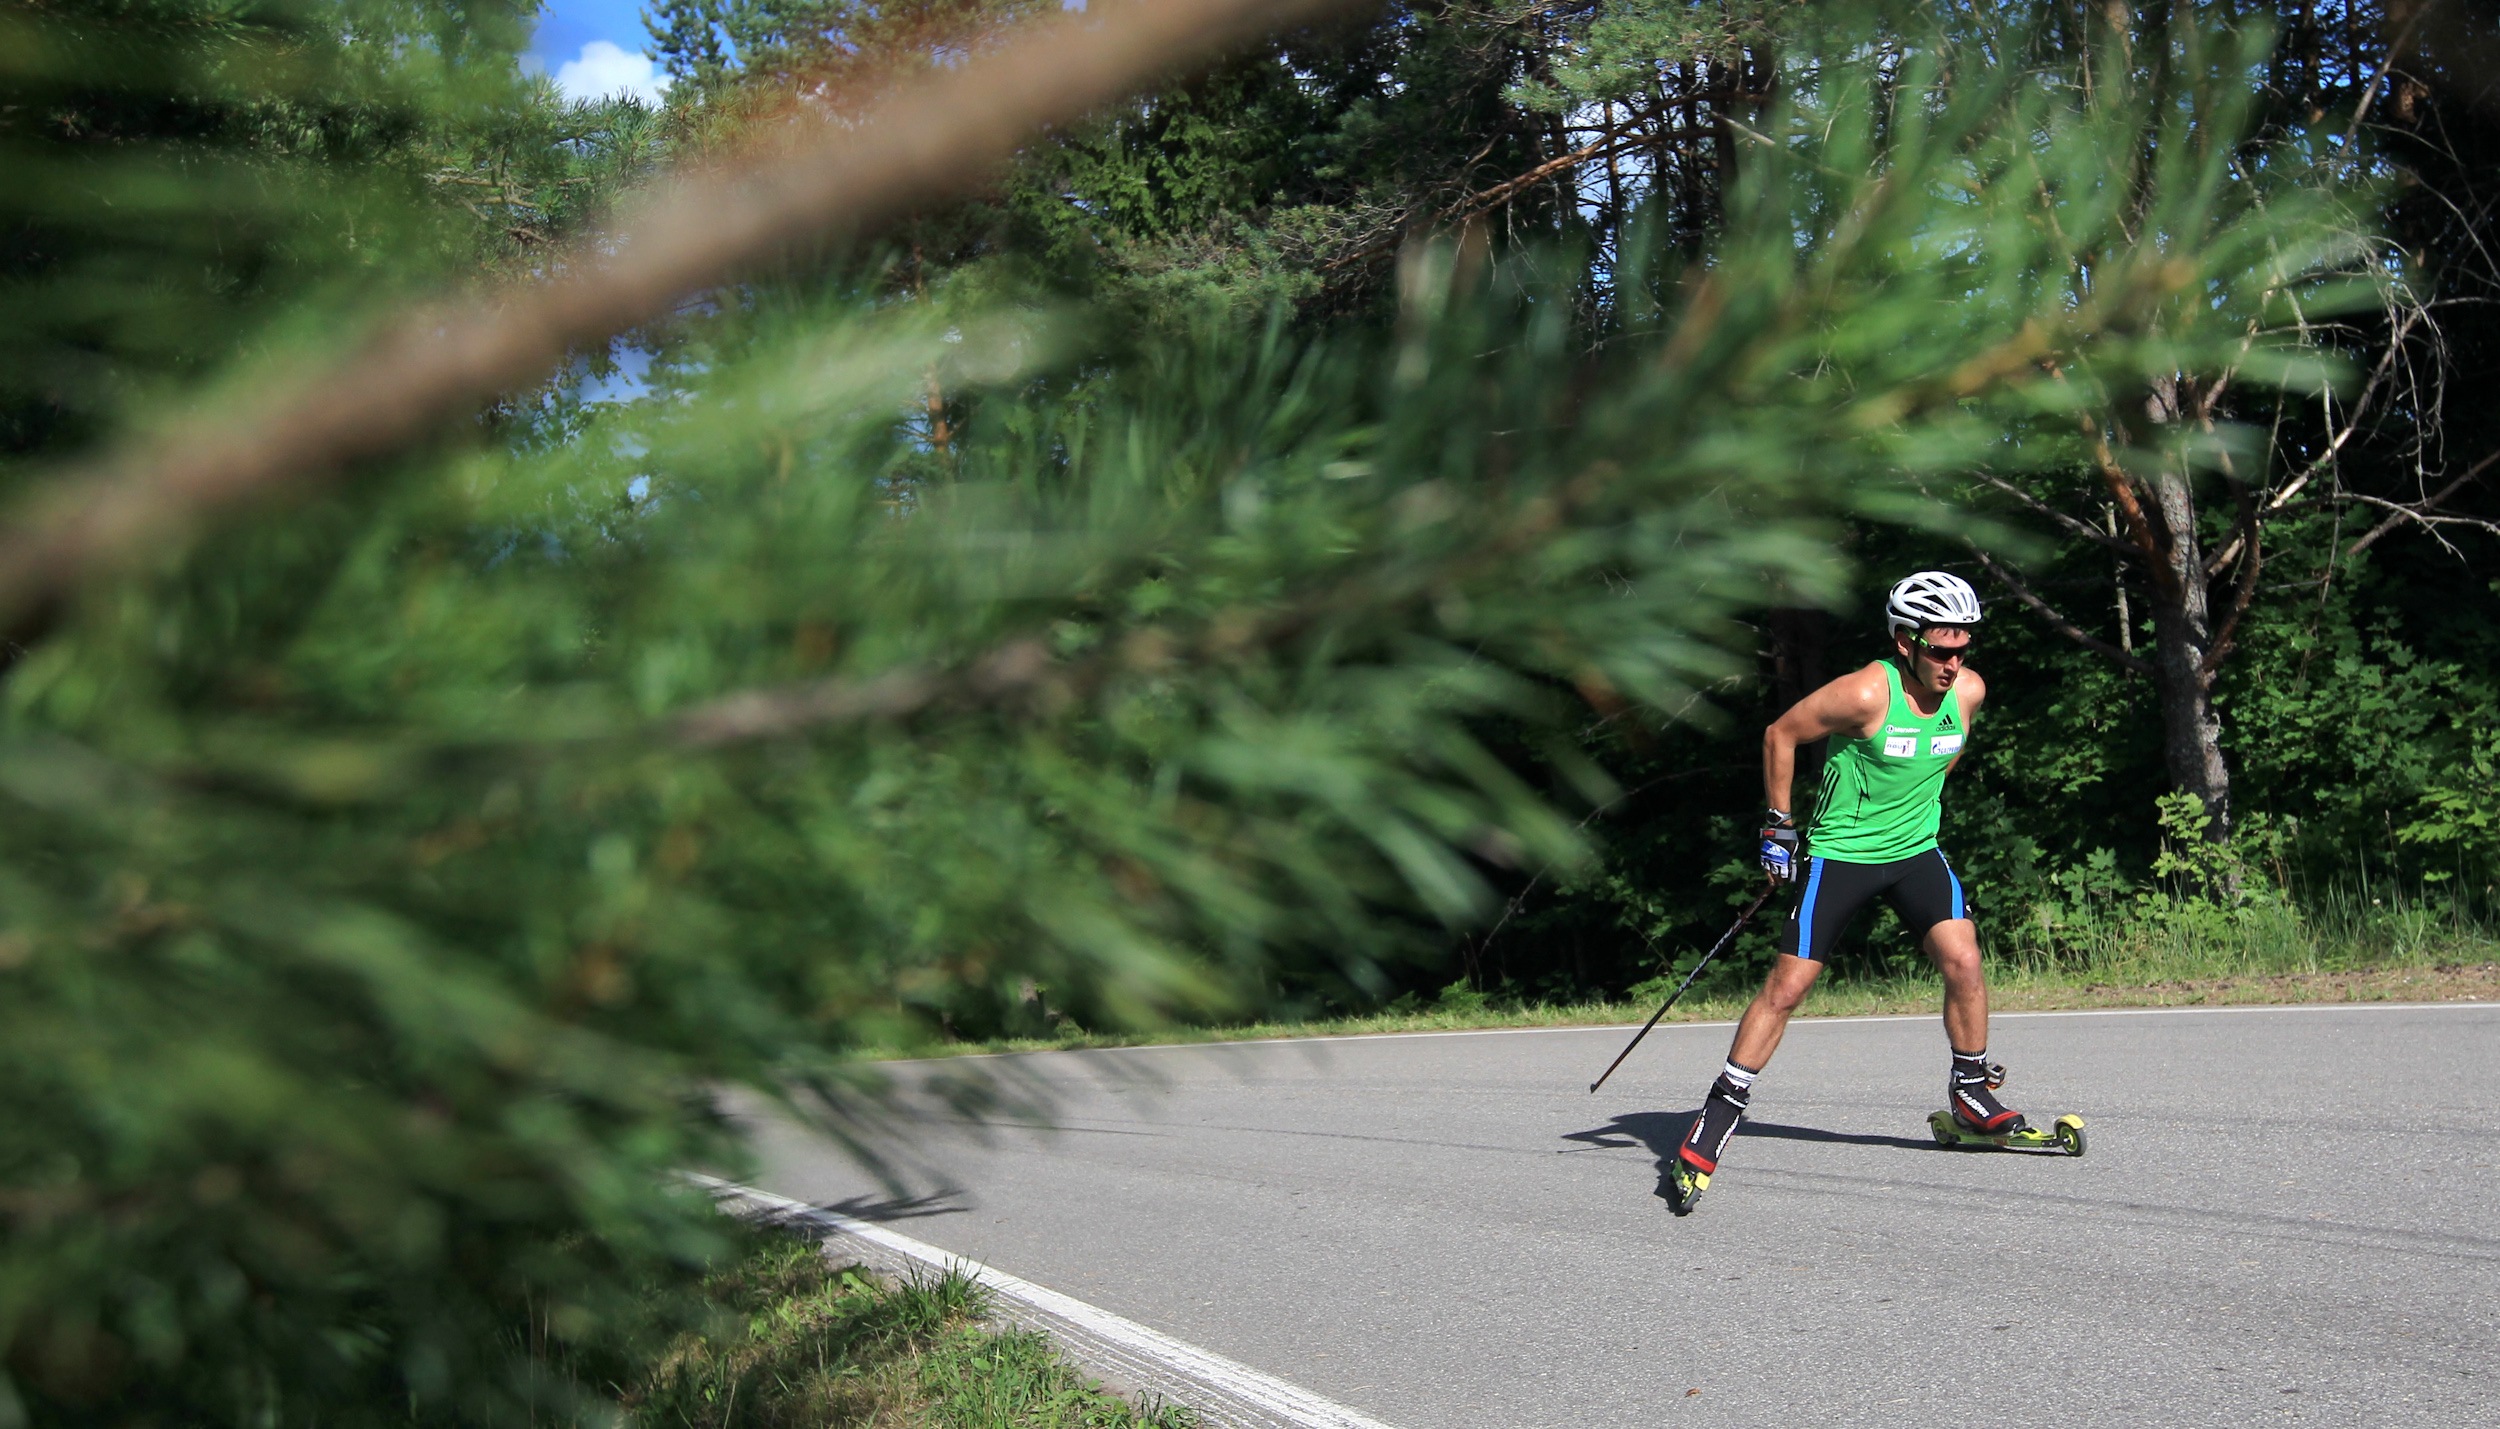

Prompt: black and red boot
[1946,1050,2027,1135]
[1668,1061,1756,1214]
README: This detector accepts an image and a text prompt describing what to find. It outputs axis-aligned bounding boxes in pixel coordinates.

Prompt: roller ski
[1665,1153,1711,1214]
[1927,1060,2085,1156]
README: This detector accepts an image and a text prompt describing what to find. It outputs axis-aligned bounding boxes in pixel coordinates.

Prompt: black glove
[1758,810,1800,883]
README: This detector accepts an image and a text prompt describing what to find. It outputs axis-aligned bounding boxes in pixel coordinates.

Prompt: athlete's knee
[1929,926,1982,983]
[1758,958,1819,1015]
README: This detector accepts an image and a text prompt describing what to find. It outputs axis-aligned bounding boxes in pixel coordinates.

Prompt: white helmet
[1884,570,1983,637]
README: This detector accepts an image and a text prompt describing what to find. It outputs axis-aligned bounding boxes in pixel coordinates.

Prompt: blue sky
[525,0,671,103]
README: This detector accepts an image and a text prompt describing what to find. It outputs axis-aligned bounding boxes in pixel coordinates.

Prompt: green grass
[628,1236,1194,1428]
[900,891,2500,1059]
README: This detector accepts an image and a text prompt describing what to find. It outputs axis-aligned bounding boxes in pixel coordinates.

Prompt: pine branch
[663,309,2131,752]
[0,0,1367,627]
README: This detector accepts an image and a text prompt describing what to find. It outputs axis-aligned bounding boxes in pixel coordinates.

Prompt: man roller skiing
[1668,571,2023,1213]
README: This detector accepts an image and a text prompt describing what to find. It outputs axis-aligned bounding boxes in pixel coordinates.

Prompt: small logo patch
[1884,736,1917,758]
[1930,734,1964,757]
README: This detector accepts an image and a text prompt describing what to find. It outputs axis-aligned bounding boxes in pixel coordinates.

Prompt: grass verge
[630,1234,1193,1428]
[908,897,2500,1058]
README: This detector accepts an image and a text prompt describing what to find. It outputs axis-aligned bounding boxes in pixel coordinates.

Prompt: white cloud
[554,41,670,106]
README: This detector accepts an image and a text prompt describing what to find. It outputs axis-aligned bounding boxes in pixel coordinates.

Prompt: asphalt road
[738,1005,2500,1427]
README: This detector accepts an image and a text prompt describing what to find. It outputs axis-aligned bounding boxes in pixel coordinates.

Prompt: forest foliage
[0,0,2494,1424]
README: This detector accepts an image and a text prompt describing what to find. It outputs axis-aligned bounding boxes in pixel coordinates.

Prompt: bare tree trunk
[2141,377,2232,840]
[2143,474,2232,838]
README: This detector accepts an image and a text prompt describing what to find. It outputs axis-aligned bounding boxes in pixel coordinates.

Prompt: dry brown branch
[1448,124,1672,224]
[1966,543,2152,676]
[0,0,1363,626]
[2334,4,2431,171]
[2081,411,2171,589]
[2045,363,2169,583]
[1972,472,2137,556]
[2201,523,2261,677]
[2344,446,2500,555]
[1319,121,1671,272]
[672,641,1058,746]
[2337,489,2500,556]
[2227,299,2429,552]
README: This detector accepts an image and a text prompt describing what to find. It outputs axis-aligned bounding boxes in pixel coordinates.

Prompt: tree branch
[2344,447,2500,555]
[2201,527,2262,676]
[2335,490,2500,556]
[2048,363,2171,593]
[0,0,1368,627]
[1448,124,1673,223]
[1966,544,2152,676]
[1972,473,2140,557]
[2245,300,2428,538]
[1320,119,1667,272]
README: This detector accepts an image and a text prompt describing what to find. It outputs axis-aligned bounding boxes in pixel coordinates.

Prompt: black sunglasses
[1908,632,1977,663]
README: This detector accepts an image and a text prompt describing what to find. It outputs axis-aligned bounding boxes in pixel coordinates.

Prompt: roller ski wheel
[1665,1157,1710,1215]
[1925,1109,2086,1157]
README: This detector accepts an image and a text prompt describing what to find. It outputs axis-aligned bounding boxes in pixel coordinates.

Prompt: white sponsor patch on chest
[1884,736,1917,758]
[1930,733,1964,757]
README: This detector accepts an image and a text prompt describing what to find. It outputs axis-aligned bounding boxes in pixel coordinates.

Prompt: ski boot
[1928,1063,2086,1156]
[1667,1076,1749,1215]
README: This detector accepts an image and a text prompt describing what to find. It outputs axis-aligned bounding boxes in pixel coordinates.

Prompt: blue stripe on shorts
[1794,857,1826,958]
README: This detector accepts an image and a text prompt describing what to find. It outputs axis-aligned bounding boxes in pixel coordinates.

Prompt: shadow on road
[1562,1110,1934,1202]
[1558,1110,1696,1202]
[1742,1120,1938,1153]
[816,1191,968,1224]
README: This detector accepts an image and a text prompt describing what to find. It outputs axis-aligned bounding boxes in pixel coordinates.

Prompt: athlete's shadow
[1562,1111,1935,1202]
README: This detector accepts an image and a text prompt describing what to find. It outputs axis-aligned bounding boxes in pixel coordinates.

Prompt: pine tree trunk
[2140,387,2232,842]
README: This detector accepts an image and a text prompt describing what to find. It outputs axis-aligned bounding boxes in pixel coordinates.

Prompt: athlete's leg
[1933,915,2021,1131]
[1892,851,2022,1131]
[1732,854,1867,1067]
[1884,849,1984,1048]
[1676,859,1869,1192]
[1924,915,1986,1054]
[1729,954,1823,1068]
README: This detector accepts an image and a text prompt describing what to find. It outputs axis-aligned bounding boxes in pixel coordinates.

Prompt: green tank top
[1806,660,1970,864]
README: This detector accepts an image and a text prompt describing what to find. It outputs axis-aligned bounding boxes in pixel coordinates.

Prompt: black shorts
[1780,849,1967,961]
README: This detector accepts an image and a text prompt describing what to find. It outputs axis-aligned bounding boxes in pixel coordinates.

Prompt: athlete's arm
[1763,665,1888,814]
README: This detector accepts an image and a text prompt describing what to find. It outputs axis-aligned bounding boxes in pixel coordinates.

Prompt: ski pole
[1586,880,1779,1094]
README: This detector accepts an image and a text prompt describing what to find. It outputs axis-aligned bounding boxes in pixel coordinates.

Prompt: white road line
[686,1173,1402,1429]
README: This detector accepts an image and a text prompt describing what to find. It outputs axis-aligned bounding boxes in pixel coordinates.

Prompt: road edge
[687,1172,1404,1429]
